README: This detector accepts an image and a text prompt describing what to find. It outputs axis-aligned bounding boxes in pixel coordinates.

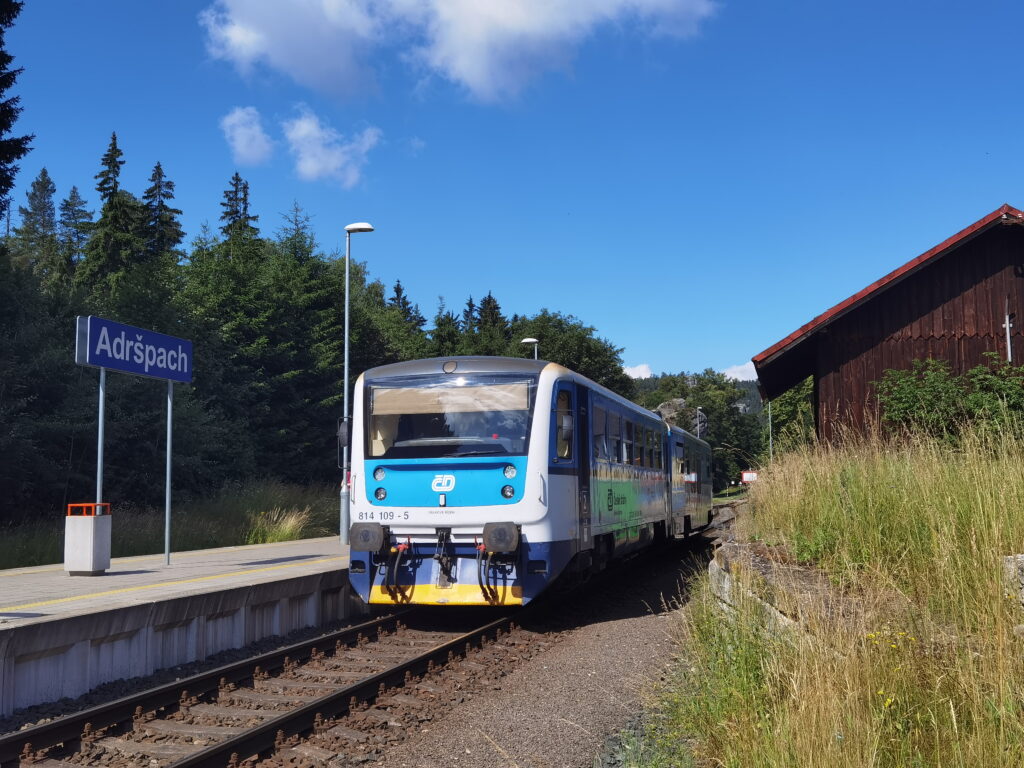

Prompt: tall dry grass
[636,424,1024,768]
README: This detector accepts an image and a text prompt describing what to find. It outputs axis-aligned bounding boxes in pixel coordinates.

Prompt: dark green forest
[0,3,765,522]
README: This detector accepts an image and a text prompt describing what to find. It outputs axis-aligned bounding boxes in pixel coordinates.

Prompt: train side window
[646,428,655,468]
[555,390,573,459]
[654,432,663,470]
[634,423,644,465]
[593,406,607,460]
[608,412,622,462]
[624,421,634,464]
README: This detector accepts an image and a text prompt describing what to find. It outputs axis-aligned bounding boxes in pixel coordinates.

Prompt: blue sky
[9,1,1024,382]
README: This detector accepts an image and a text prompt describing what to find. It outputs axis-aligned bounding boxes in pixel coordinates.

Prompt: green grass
[0,480,338,569]
[633,424,1024,767]
[713,485,749,503]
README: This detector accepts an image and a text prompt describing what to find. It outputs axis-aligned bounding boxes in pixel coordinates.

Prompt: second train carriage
[345,356,712,606]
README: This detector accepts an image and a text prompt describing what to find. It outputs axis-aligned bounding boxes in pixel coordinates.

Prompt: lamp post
[521,337,538,360]
[695,406,704,439]
[341,221,374,548]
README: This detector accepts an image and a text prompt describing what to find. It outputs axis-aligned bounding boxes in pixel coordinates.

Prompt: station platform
[0,538,355,717]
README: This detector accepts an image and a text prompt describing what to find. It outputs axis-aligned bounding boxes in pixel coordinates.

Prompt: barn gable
[753,204,1024,435]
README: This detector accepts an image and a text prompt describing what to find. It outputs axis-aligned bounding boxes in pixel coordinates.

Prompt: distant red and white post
[741,470,759,484]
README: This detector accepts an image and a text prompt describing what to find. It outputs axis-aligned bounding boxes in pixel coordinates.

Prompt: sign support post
[165,380,173,565]
[96,367,106,505]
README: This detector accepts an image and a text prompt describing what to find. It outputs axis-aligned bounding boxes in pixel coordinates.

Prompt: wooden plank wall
[816,223,1024,437]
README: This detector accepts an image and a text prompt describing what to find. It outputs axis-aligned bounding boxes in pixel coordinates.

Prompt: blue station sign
[75,316,193,383]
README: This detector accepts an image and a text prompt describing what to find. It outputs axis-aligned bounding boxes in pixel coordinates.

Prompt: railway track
[0,608,551,768]
[0,513,739,768]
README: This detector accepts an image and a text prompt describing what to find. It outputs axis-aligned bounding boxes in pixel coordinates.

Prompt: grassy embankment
[0,481,338,569]
[626,426,1024,767]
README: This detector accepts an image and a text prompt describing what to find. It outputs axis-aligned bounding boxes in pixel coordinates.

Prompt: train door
[575,384,591,550]
[551,382,580,548]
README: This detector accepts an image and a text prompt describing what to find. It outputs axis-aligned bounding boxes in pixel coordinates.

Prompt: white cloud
[624,363,653,379]
[200,0,716,101]
[282,107,382,188]
[722,361,757,381]
[220,106,273,165]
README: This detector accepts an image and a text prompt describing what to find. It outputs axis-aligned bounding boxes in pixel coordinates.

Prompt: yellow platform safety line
[369,582,523,606]
[0,538,339,577]
[0,556,346,613]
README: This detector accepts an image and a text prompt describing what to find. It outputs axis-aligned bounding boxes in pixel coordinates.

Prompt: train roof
[668,423,711,451]
[361,356,549,379]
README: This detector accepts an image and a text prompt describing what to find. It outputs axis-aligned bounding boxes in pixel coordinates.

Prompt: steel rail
[0,610,412,767]
[166,613,516,768]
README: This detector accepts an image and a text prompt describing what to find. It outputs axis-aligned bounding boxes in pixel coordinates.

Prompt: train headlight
[501,485,515,499]
[349,522,384,552]
[374,487,387,501]
[503,464,517,479]
[373,467,386,481]
[482,521,519,553]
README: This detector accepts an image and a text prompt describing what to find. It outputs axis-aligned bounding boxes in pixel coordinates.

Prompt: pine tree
[95,133,124,204]
[0,0,31,220]
[57,186,93,266]
[142,161,183,258]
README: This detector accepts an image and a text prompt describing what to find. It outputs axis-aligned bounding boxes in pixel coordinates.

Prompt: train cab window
[555,390,573,459]
[624,421,634,464]
[608,412,622,462]
[593,407,608,460]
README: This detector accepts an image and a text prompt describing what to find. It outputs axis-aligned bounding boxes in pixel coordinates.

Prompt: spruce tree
[142,161,183,258]
[458,296,478,354]
[276,202,315,262]
[219,172,259,238]
[57,186,93,266]
[430,299,461,357]
[388,280,426,328]
[0,0,31,220]
[95,133,124,203]
[476,291,509,355]
[11,166,56,271]
[75,137,159,321]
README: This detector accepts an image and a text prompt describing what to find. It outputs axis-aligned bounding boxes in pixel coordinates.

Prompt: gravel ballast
[376,544,704,768]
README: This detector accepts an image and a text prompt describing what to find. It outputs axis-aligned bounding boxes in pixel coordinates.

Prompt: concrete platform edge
[0,569,359,717]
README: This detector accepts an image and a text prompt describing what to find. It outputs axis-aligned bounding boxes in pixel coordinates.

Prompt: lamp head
[345,222,374,233]
[521,337,538,345]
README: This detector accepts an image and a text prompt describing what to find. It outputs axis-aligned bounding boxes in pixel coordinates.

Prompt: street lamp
[341,221,373,548]
[521,337,538,360]
[695,406,704,439]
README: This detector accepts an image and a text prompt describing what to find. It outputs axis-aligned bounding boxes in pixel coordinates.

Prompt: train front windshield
[366,374,537,459]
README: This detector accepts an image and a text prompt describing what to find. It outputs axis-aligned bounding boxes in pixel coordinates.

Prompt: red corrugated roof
[753,203,1024,368]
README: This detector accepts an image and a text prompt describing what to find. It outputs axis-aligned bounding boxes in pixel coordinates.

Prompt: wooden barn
[752,204,1024,437]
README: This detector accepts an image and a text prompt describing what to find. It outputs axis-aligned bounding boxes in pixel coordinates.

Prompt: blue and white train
[346,357,713,606]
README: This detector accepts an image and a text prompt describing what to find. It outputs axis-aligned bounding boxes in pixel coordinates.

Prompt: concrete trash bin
[64,503,111,575]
